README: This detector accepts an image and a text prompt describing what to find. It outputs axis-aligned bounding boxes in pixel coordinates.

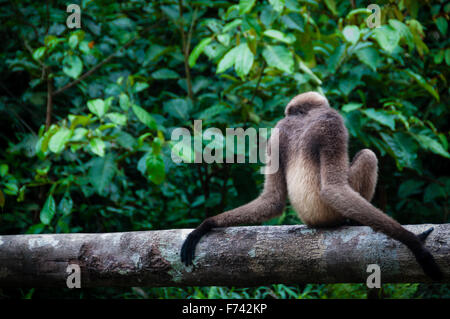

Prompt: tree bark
[0,224,448,288]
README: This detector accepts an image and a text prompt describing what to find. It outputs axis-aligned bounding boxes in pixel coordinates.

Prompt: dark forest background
[0,0,449,298]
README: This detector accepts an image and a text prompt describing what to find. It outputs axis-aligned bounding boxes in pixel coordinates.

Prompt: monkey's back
[278,108,347,227]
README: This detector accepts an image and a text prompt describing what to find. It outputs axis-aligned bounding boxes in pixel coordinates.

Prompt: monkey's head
[285,92,329,117]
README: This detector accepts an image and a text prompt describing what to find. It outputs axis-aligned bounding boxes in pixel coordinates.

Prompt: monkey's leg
[319,148,443,280]
[348,149,378,201]
[348,149,434,241]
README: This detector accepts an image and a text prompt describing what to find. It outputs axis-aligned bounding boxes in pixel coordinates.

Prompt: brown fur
[180,92,442,280]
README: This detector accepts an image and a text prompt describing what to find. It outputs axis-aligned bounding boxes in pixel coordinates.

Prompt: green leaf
[398,180,424,198]
[87,99,108,117]
[404,69,440,102]
[327,44,346,71]
[269,0,285,12]
[163,99,191,121]
[58,195,73,216]
[435,17,448,36]
[424,183,446,202]
[342,103,363,112]
[239,0,256,15]
[263,30,296,44]
[116,131,137,150]
[89,155,116,195]
[132,104,157,129]
[281,13,304,32]
[298,60,322,85]
[363,109,396,130]
[119,93,130,111]
[338,78,362,96]
[0,164,9,177]
[79,41,91,53]
[262,45,294,74]
[62,55,83,79]
[26,223,46,234]
[197,103,231,120]
[234,43,254,78]
[105,113,127,126]
[388,20,413,50]
[217,34,230,46]
[40,195,56,225]
[69,114,92,129]
[343,25,360,44]
[380,132,418,169]
[39,125,59,153]
[33,47,46,60]
[223,19,242,33]
[4,183,18,196]
[189,38,212,67]
[146,154,166,185]
[70,128,87,141]
[48,128,72,153]
[433,49,444,64]
[17,185,25,202]
[89,138,105,157]
[324,0,337,15]
[373,26,400,53]
[152,137,163,154]
[68,34,79,49]
[217,46,239,73]
[152,68,179,79]
[134,82,149,93]
[413,134,450,158]
[355,47,381,71]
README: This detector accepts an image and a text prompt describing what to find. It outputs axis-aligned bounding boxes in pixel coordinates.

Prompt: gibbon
[181,92,442,280]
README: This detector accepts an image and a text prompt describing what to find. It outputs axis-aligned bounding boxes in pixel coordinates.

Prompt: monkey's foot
[415,248,443,281]
[417,227,434,242]
[180,231,202,266]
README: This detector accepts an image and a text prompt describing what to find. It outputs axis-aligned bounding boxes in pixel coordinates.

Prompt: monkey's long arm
[318,148,443,280]
[181,164,287,266]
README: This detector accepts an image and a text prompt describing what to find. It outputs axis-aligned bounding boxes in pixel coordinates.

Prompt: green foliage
[0,0,449,299]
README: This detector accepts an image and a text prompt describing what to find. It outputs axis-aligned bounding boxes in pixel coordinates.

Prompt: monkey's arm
[318,148,443,281]
[181,163,287,266]
[181,171,287,266]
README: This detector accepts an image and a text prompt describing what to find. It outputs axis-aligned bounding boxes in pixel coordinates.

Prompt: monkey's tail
[417,227,434,242]
[413,227,443,281]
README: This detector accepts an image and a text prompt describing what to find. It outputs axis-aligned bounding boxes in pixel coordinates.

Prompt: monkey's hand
[180,219,214,266]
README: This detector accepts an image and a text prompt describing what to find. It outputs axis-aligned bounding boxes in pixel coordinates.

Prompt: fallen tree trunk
[0,224,448,287]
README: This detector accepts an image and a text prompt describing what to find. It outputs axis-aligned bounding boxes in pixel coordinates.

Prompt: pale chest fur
[286,155,344,227]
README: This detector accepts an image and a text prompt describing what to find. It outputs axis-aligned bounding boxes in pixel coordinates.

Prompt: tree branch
[52,38,136,96]
[178,0,195,101]
[45,69,53,130]
[250,60,266,104]
[0,224,448,287]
